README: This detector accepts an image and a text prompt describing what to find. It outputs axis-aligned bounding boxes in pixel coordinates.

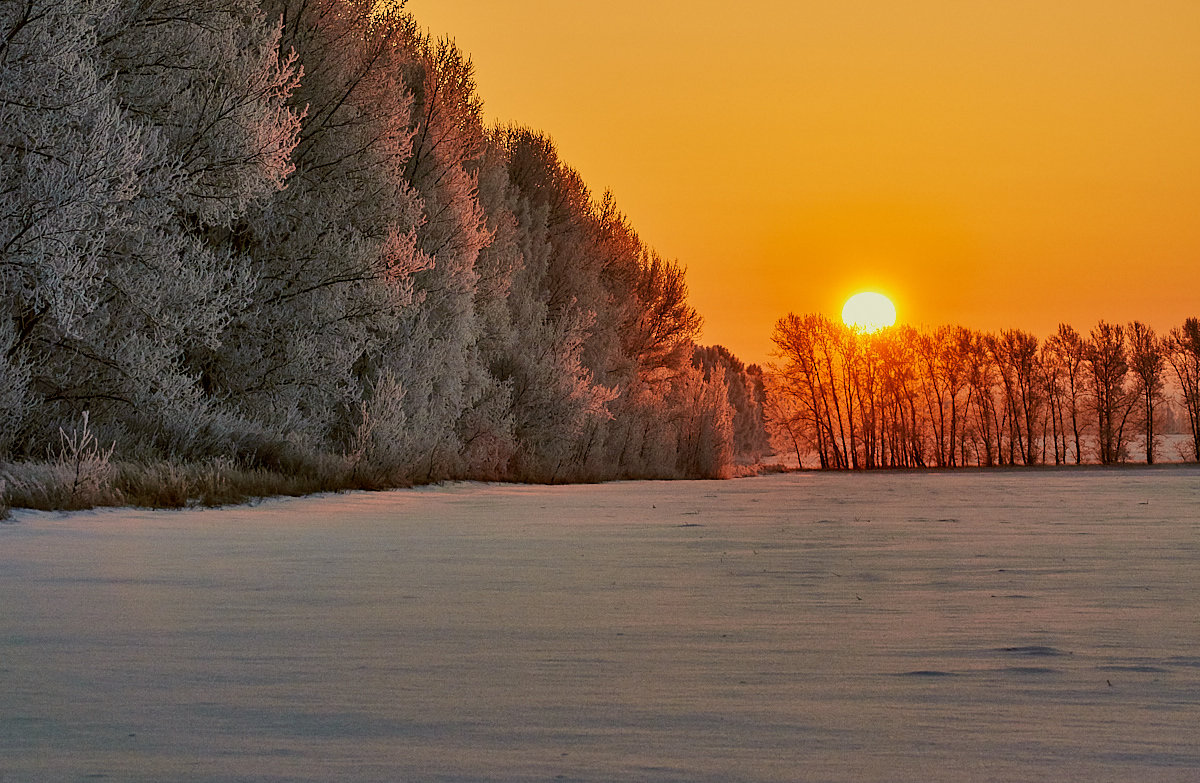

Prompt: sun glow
[842,292,897,333]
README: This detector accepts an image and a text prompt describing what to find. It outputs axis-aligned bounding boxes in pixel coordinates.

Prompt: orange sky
[404,0,1200,366]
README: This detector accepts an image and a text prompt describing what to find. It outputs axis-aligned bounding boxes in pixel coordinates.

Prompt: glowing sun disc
[842,292,897,333]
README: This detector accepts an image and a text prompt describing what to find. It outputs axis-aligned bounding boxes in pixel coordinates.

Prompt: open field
[2,469,1199,782]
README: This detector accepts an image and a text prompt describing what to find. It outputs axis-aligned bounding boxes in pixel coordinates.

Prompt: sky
[404,0,1200,367]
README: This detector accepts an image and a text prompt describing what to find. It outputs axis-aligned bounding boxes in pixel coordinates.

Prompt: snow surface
[2,469,1199,782]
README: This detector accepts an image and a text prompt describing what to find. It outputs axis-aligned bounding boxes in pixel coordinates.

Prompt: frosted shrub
[54,411,116,500]
[1,411,120,511]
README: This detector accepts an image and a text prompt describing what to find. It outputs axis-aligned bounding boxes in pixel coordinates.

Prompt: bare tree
[1086,321,1135,464]
[1127,321,1165,464]
[1043,325,1089,463]
[770,314,839,468]
[1040,339,1066,464]
[988,330,1044,465]
[963,333,1001,466]
[761,373,809,468]
[915,328,952,466]
[1165,318,1200,462]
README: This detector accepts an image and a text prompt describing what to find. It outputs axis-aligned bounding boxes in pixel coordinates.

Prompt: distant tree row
[768,314,1200,469]
[0,0,766,483]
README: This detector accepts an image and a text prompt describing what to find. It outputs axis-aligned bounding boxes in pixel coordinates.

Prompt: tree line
[767,314,1200,469]
[0,0,768,495]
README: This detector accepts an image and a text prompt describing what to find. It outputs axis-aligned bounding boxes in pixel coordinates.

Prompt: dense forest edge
[0,0,773,516]
[3,2,1197,518]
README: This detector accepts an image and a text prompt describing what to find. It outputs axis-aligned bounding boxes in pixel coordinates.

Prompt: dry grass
[0,456,413,517]
[0,409,425,517]
[0,414,754,518]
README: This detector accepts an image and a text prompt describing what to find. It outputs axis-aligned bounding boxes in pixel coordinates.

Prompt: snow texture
[2,469,1199,781]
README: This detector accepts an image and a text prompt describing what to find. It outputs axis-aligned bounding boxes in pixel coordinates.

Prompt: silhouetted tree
[877,326,924,467]
[769,314,848,468]
[959,333,1005,465]
[914,326,973,466]
[990,329,1045,465]
[1127,321,1165,464]
[1043,324,1090,464]
[1166,318,1200,462]
[1086,321,1135,464]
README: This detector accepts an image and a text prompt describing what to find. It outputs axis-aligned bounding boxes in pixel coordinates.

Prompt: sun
[842,292,897,333]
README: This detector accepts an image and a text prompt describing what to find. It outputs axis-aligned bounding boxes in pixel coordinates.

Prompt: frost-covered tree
[1,0,140,451]
[100,0,301,224]
[382,30,492,480]
[0,319,31,453]
[694,345,770,464]
[592,200,709,477]
[761,370,808,467]
[202,0,426,468]
[671,362,734,479]
[95,0,301,454]
[627,249,703,381]
[1,0,748,488]
[461,137,521,478]
[485,125,720,479]
[1,0,301,457]
[480,127,615,480]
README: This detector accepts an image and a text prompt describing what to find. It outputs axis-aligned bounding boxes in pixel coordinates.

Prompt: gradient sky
[404,0,1200,366]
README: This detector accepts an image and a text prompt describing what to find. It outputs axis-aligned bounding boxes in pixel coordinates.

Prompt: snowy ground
[2,469,1199,782]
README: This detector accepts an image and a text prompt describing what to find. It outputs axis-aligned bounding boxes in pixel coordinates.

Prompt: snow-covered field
[3,469,1199,782]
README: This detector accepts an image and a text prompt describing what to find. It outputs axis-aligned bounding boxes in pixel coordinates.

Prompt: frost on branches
[0,0,752,487]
